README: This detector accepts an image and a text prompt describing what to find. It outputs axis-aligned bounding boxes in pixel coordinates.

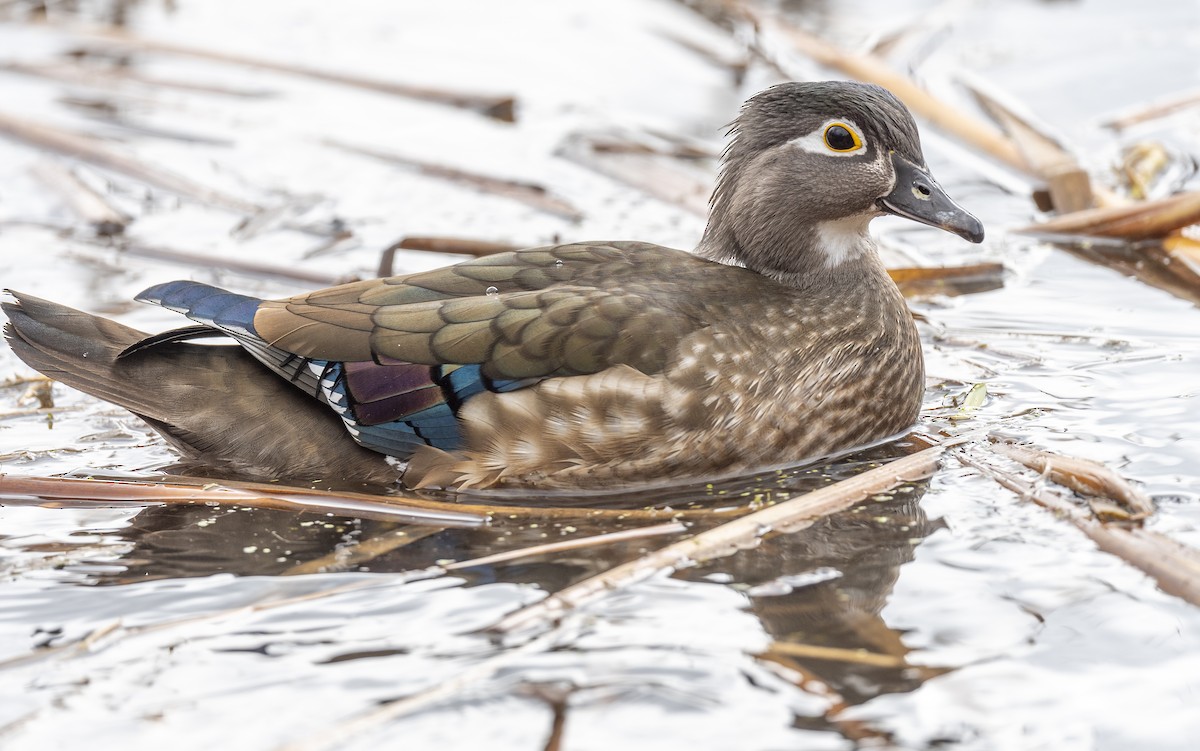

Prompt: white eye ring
[788,118,867,157]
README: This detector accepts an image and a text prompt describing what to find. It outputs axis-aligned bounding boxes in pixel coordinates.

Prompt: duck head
[697,81,984,285]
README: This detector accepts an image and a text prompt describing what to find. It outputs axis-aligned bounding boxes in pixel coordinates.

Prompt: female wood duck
[4,81,982,490]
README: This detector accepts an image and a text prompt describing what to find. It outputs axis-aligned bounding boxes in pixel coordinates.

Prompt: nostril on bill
[914,181,933,198]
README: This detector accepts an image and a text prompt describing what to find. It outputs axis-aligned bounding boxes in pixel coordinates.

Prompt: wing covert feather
[251,241,735,378]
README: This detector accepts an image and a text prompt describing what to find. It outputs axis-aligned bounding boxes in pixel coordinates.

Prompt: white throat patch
[816,214,874,267]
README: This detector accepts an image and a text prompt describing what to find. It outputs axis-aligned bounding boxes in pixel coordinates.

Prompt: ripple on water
[1,0,1200,749]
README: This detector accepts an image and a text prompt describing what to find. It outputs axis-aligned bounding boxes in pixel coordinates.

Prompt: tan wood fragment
[1163,234,1200,265]
[888,263,1005,297]
[397,236,520,257]
[1016,190,1200,240]
[376,236,521,275]
[989,440,1154,519]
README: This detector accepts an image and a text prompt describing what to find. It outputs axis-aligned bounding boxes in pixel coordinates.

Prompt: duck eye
[823,123,861,152]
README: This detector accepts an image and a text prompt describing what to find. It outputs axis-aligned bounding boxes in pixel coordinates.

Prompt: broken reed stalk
[1163,234,1200,265]
[1015,235,1200,307]
[281,526,446,576]
[1101,88,1200,131]
[7,470,747,524]
[377,236,520,276]
[0,110,259,214]
[0,60,277,99]
[179,474,746,523]
[589,133,716,160]
[763,641,914,670]
[395,236,519,257]
[1016,190,1200,240]
[540,695,568,751]
[490,446,944,637]
[956,449,1200,607]
[28,160,129,235]
[63,26,516,121]
[324,138,583,221]
[988,438,1154,519]
[887,262,1005,297]
[0,473,485,528]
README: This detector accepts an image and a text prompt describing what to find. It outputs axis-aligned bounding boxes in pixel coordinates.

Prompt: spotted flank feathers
[136,280,528,457]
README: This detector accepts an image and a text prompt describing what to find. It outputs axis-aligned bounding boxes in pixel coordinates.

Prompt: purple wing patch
[342,361,445,426]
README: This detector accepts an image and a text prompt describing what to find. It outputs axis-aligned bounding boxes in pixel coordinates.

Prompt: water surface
[1,1,1199,749]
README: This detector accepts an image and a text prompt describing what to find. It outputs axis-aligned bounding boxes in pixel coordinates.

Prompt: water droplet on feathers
[485,286,499,297]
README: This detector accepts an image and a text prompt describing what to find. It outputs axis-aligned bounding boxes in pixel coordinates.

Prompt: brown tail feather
[3,291,395,484]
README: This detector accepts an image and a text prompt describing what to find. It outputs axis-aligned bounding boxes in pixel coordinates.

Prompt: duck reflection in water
[80,447,941,722]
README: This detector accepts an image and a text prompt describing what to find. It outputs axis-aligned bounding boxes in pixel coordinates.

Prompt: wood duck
[4,81,983,490]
